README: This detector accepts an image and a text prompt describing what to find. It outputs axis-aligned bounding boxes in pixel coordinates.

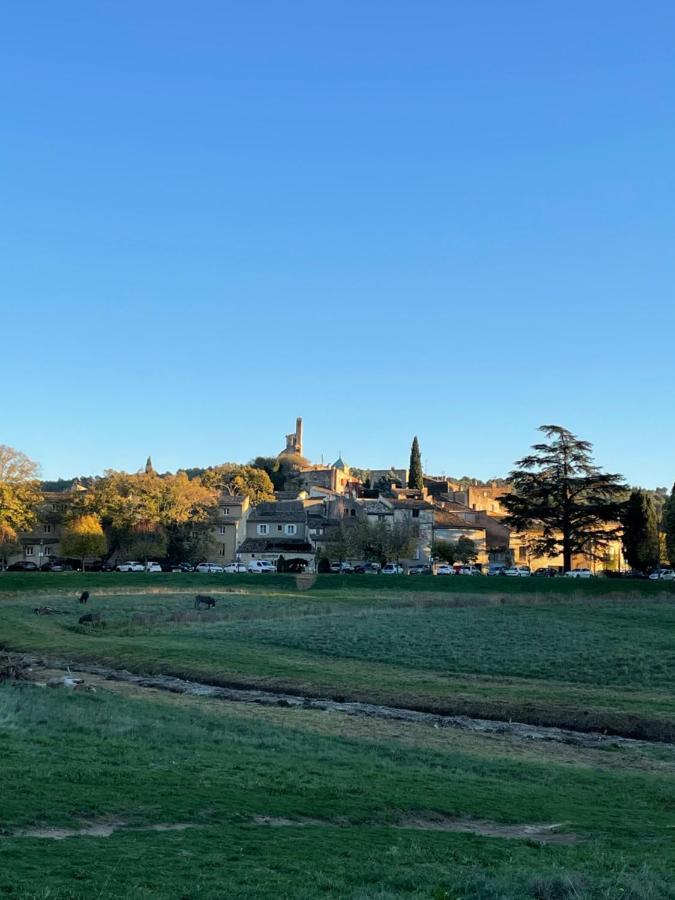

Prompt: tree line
[0,452,277,569]
[1,429,675,573]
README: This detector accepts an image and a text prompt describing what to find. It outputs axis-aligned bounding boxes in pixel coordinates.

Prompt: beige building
[207,494,250,563]
[9,485,86,567]
[236,501,315,568]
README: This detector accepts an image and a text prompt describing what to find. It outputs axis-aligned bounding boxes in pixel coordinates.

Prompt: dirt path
[16,653,674,753]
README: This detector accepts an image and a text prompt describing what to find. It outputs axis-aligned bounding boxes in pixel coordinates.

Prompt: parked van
[247,560,276,574]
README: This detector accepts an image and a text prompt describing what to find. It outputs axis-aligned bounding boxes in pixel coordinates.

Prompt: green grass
[2,575,674,897]
[0,681,673,898]
[1,577,675,739]
[0,569,673,597]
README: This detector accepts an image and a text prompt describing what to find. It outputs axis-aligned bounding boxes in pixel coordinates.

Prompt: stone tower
[281,417,303,456]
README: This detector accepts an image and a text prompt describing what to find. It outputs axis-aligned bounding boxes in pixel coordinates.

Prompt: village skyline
[17,416,673,494]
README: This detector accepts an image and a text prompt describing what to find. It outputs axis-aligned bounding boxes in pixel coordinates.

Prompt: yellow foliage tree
[0,445,42,566]
[61,515,107,572]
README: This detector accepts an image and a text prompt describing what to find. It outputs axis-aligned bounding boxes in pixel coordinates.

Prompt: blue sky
[2,2,674,486]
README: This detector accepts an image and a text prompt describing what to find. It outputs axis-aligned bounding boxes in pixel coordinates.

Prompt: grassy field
[1,573,674,739]
[1,678,674,899]
[1,573,674,898]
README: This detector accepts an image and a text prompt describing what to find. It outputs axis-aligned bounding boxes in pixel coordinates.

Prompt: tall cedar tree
[621,490,660,573]
[408,436,424,491]
[500,425,625,571]
[664,482,675,566]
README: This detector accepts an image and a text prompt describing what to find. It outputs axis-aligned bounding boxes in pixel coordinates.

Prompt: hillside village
[8,417,624,574]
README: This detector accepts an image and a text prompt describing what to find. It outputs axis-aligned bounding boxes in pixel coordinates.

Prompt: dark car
[6,561,39,572]
[408,564,432,575]
[40,560,75,572]
[533,567,558,578]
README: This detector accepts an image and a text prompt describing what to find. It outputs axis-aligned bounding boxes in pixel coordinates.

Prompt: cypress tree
[621,490,660,573]
[408,436,424,491]
[664,482,675,567]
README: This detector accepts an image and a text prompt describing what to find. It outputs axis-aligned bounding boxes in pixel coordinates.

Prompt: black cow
[194,595,216,609]
[79,612,102,625]
[79,591,90,605]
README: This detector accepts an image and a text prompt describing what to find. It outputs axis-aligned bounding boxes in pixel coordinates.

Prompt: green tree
[500,425,626,572]
[456,536,478,564]
[621,490,660,573]
[663,483,675,566]
[202,464,274,504]
[61,515,107,572]
[431,537,477,565]
[431,540,459,565]
[408,436,424,491]
[126,525,168,563]
[0,445,42,566]
[250,457,285,490]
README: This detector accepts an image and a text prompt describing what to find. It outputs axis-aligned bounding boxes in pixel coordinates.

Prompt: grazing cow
[33,606,61,616]
[194,594,216,609]
[79,612,102,625]
[79,591,90,605]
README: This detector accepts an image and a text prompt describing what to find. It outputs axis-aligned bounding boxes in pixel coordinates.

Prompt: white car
[504,566,531,577]
[458,566,482,576]
[247,560,276,574]
[648,569,675,581]
[116,561,145,572]
[566,568,592,579]
[145,562,162,573]
[435,564,455,576]
[381,563,403,575]
[195,562,225,574]
[223,562,248,574]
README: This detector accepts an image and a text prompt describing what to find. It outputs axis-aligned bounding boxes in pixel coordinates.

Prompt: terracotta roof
[433,509,485,529]
[390,499,434,510]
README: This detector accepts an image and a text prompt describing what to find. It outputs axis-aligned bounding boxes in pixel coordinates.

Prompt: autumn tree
[0,445,42,566]
[202,464,274,504]
[500,426,626,572]
[75,469,218,559]
[61,515,107,572]
[408,436,424,491]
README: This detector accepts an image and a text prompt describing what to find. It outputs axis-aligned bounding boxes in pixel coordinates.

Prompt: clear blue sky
[2,2,673,487]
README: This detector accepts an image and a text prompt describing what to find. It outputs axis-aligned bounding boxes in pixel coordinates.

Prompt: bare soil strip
[6,816,576,845]
[15,653,673,752]
[7,821,196,840]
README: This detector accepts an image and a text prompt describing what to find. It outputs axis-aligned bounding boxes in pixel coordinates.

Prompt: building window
[218,527,226,535]
[51,503,57,511]
[285,524,297,535]
[223,507,230,516]
[412,509,420,519]
[257,524,269,535]
[44,524,52,533]
[25,546,33,556]
[218,546,226,556]
[519,546,527,560]
[350,509,356,517]
[278,524,283,531]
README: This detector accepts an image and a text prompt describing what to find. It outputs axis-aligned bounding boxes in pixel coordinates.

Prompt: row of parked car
[115,560,278,574]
